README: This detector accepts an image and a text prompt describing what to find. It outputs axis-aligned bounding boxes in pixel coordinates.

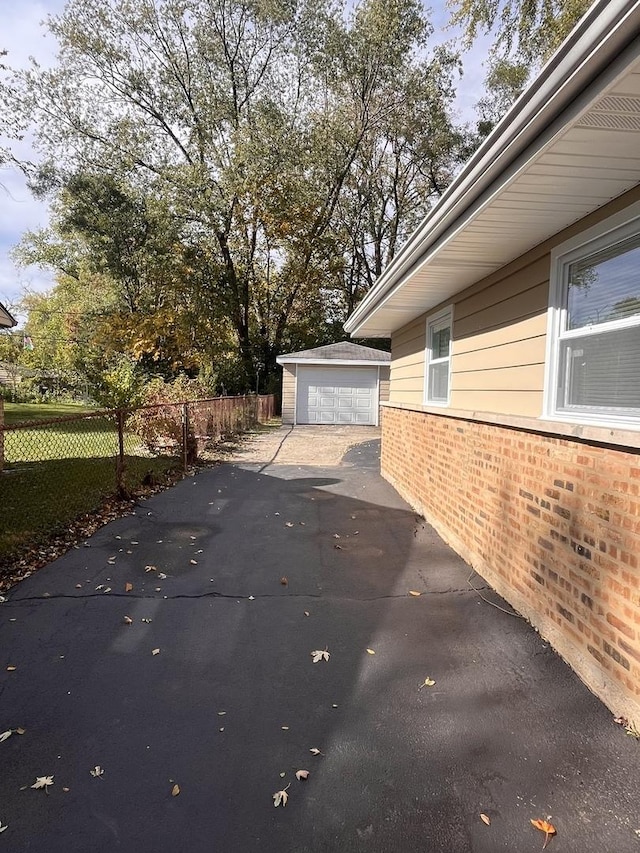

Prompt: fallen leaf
[6,666,16,672]
[152,648,160,656]
[158,573,167,580]
[217,711,226,716]
[190,560,198,565]
[530,818,556,849]
[309,748,322,756]
[62,787,70,793]
[334,544,343,550]
[0,822,7,833]
[280,577,288,586]
[0,731,11,743]
[103,587,112,594]
[332,534,340,539]
[90,766,104,778]
[125,583,133,592]
[311,648,330,663]
[145,565,157,573]
[366,649,375,655]
[295,770,309,781]
[15,728,25,735]
[141,618,152,623]
[273,783,290,807]
[419,677,436,689]
[409,590,421,597]
[123,616,133,625]
[480,813,491,826]
[279,772,286,778]
[285,522,294,528]
[303,611,310,617]
[281,726,289,731]
[171,784,180,797]
[75,584,82,589]
[31,776,54,792]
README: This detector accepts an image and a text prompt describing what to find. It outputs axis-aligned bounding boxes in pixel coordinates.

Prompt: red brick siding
[382,405,640,718]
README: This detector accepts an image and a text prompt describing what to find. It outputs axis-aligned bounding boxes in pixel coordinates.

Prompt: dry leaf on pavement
[31,776,54,792]
[311,648,330,663]
[273,783,290,807]
[530,818,556,849]
[366,648,375,655]
[152,648,160,656]
[304,611,310,617]
[15,728,25,735]
[0,821,7,833]
[0,731,12,743]
[419,677,436,689]
[480,813,491,825]
[280,577,288,586]
[409,590,421,597]
[125,583,133,592]
[145,565,157,573]
[90,766,104,778]
[309,748,322,756]
[6,666,16,672]
[171,784,180,796]
[295,770,309,781]
[123,616,133,625]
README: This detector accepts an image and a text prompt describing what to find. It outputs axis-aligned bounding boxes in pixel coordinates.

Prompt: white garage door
[296,366,378,425]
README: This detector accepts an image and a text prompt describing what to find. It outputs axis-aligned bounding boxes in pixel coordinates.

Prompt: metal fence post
[181,402,189,471]
[116,409,126,495]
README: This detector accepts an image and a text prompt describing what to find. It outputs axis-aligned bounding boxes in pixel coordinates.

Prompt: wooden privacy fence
[0,394,275,563]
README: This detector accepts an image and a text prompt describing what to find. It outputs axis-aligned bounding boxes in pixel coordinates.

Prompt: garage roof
[277,341,390,366]
[344,0,640,338]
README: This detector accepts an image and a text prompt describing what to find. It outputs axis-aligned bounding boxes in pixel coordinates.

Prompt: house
[0,301,16,329]
[345,0,640,719]
[276,341,390,425]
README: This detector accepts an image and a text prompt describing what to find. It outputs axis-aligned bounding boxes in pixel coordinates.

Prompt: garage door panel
[296,366,378,425]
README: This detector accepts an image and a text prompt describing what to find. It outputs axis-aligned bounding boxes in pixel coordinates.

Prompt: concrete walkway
[0,434,638,851]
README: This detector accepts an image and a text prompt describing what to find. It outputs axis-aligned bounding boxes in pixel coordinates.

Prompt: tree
[5,0,466,389]
[449,0,592,64]
[474,56,529,139]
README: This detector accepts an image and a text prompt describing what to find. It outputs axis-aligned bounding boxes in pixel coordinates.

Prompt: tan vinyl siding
[389,316,425,406]
[281,364,296,424]
[379,366,390,403]
[388,187,640,416]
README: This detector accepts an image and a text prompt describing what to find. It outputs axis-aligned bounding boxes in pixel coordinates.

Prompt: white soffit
[346,26,640,338]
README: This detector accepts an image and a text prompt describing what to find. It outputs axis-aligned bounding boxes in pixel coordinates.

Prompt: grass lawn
[3,401,94,425]
[1,404,179,563]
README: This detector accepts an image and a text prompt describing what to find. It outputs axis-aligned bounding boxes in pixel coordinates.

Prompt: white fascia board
[344,0,640,337]
[277,358,390,367]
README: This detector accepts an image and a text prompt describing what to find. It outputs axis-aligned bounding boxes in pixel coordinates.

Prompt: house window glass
[426,309,452,404]
[550,221,640,423]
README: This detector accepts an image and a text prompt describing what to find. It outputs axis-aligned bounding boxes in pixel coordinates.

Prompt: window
[425,307,453,404]
[546,204,640,427]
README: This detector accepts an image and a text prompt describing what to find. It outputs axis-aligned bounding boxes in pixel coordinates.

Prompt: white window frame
[543,200,640,430]
[424,305,453,406]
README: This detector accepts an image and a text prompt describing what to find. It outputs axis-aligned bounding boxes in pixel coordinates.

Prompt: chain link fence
[0,394,275,563]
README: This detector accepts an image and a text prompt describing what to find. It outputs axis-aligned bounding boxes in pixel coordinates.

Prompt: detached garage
[277,342,390,426]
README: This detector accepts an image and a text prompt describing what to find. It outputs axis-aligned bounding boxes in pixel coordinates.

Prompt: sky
[0,1,491,326]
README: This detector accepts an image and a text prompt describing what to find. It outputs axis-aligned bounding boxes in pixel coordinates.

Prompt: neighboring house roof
[277,341,390,366]
[345,0,640,338]
[0,302,17,328]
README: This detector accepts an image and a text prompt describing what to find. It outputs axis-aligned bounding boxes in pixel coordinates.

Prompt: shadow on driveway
[0,444,637,851]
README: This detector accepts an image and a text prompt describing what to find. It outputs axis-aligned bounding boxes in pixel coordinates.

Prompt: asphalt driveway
[0,432,638,851]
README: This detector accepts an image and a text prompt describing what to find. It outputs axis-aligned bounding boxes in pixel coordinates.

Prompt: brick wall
[382,405,640,719]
